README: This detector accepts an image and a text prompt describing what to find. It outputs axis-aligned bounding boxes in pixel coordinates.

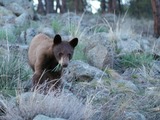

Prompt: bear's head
[53,34,78,68]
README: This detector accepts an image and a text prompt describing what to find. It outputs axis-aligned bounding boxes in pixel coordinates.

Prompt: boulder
[150,61,160,79]
[15,12,30,27]
[0,6,15,25]
[117,39,142,53]
[85,44,112,69]
[1,15,15,25]
[154,37,160,56]
[33,115,66,120]
[37,27,55,38]
[0,47,8,55]
[83,32,110,48]
[8,3,25,16]
[84,32,115,69]
[20,28,36,44]
[145,87,160,96]
[0,6,14,16]
[63,60,109,83]
[0,0,34,18]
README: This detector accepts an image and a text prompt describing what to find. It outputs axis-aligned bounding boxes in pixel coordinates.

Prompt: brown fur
[28,33,78,89]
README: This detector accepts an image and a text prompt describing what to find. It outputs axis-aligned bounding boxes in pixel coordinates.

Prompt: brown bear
[28,33,78,89]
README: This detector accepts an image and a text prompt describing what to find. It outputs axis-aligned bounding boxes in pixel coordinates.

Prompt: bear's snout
[59,56,69,68]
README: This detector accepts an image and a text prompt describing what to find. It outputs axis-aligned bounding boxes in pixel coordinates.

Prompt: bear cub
[28,33,78,89]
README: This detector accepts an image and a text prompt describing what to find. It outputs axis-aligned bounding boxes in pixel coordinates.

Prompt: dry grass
[0,89,95,120]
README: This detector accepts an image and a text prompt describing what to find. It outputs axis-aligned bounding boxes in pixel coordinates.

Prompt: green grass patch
[119,53,154,68]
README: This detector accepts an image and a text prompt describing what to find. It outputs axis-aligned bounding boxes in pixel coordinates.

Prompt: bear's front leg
[32,71,42,86]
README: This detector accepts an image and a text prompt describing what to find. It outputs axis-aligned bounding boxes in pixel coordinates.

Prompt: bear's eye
[59,53,63,57]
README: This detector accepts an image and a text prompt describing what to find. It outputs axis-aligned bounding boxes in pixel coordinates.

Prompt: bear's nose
[62,64,68,68]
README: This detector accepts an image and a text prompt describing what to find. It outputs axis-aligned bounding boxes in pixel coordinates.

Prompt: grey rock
[145,87,160,96]
[33,115,66,120]
[1,15,15,24]
[0,0,34,18]
[20,28,36,44]
[139,38,151,52]
[62,60,110,104]
[38,27,55,38]
[63,60,108,83]
[84,32,110,48]
[86,44,112,69]
[15,12,30,27]
[117,39,141,53]
[0,6,14,16]
[124,111,146,120]
[84,32,115,69]
[150,61,160,79]
[8,3,25,16]
[0,6,15,25]
[0,47,8,55]
[154,37,160,56]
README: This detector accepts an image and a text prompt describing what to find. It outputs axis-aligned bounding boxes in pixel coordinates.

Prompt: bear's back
[28,33,53,70]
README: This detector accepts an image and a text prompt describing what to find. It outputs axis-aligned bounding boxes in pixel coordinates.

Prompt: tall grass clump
[102,14,136,52]
[0,52,31,95]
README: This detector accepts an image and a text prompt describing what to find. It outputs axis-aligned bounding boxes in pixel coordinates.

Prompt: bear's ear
[69,38,78,48]
[54,34,62,45]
